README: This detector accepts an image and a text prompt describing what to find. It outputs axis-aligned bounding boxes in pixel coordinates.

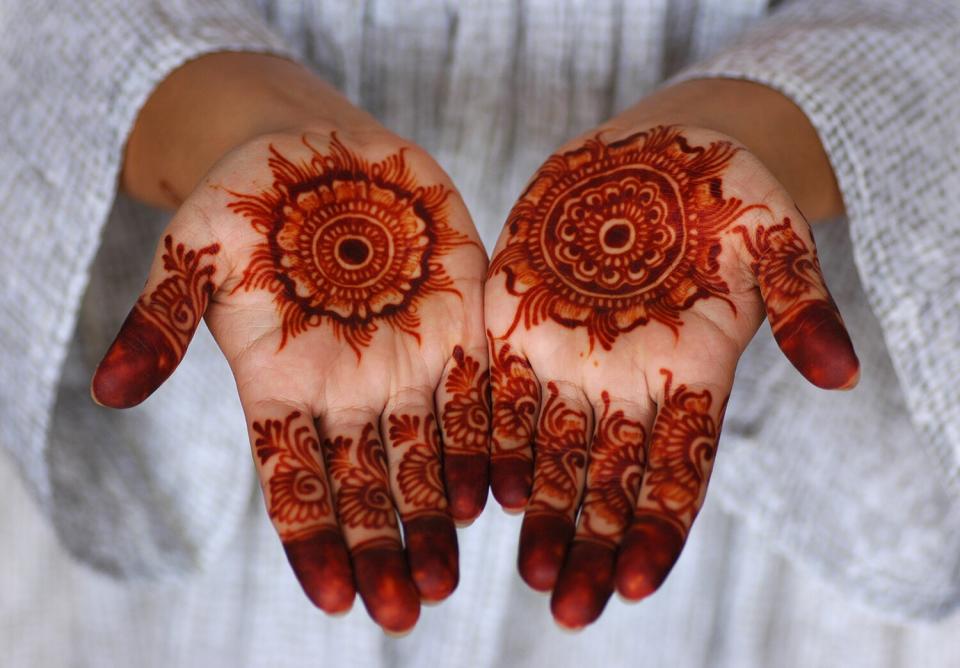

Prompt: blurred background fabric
[1,0,958,666]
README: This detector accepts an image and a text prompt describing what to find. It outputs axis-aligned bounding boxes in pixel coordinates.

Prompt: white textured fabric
[1,0,959,666]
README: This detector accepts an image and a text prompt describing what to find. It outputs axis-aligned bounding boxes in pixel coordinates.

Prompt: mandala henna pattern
[229,135,469,354]
[387,413,447,515]
[92,234,220,408]
[577,392,646,545]
[324,424,398,532]
[640,369,719,534]
[490,125,753,350]
[253,411,333,537]
[527,382,589,516]
[441,346,490,455]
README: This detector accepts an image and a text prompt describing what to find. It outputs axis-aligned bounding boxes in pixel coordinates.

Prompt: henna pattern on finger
[323,424,398,532]
[92,235,220,407]
[441,346,490,456]
[253,411,333,533]
[229,135,470,355]
[490,126,756,350]
[734,218,859,389]
[387,414,447,515]
[576,392,646,545]
[527,382,589,516]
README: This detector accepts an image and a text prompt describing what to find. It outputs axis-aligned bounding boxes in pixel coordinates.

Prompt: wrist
[606,78,843,222]
[123,52,383,208]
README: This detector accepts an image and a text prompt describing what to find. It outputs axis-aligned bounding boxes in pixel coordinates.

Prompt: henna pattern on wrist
[92,235,219,407]
[734,218,859,389]
[617,369,722,600]
[490,126,755,350]
[440,346,491,520]
[488,335,541,508]
[252,410,354,614]
[228,135,469,355]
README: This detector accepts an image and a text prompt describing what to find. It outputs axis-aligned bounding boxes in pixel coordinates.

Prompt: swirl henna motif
[488,335,541,508]
[323,424,398,533]
[490,125,752,350]
[388,414,447,514]
[92,234,220,408]
[518,383,589,591]
[254,411,332,533]
[228,135,470,354]
[734,218,859,389]
[616,369,723,601]
[577,393,646,545]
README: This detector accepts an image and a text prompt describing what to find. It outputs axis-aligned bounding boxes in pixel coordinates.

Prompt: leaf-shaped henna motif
[490,125,753,350]
[253,411,332,536]
[489,337,541,456]
[641,369,718,532]
[388,414,446,515]
[577,393,646,545]
[324,424,397,531]
[527,382,588,515]
[229,134,470,355]
[441,346,490,455]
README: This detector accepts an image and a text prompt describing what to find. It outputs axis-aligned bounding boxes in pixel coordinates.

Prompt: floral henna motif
[518,383,589,591]
[441,346,490,456]
[616,369,721,600]
[228,134,470,354]
[387,413,447,516]
[734,218,859,389]
[576,393,646,545]
[253,411,333,536]
[92,234,220,408]
[323,424,398,533]
[490,125,753,350]
[251,410,354,615]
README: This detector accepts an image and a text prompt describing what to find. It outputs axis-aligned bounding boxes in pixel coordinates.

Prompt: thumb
[734,216,859,390]
[91,230,222,408]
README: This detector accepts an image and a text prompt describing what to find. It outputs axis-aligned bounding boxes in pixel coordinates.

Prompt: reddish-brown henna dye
[616,370,720,601]
[518,383,588,591]
[387,413,459,600]
[488,335,541,509]
[734,219,859,389]
[489,126,753,350]
[551,393,646,625]
[440,346,491,521]
[92,235,219,408]
[323,424,420,630]
[228,135,470,355]
[251,411,354,613]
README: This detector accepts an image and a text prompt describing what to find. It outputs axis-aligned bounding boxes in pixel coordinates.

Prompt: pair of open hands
[91,121,858,634]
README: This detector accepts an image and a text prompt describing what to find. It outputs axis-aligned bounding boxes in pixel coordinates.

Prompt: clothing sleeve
[668,0,960,618]
[0,0,294,577]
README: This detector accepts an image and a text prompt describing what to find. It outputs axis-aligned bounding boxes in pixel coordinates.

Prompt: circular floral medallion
[490,126,746,350]
[229,135,467,353]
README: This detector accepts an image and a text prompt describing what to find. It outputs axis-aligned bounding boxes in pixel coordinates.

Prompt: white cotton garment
[0,1,959,666]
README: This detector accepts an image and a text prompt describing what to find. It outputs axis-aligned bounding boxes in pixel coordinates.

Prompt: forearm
[122,52,380,208]
[608,78,844,223]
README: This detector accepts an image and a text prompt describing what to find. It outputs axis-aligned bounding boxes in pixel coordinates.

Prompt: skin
[104,52,854,632]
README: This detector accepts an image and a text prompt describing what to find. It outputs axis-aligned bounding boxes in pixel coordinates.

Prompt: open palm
[92,129,490,634]
[484,125,859,629]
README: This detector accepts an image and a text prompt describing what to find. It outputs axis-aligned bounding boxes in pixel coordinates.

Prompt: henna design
[734,218,859,389]
[441,346,490,455]
[253,411,332,534]
[387,413,446,515]
[490,125,755,350]
[576,393,646,545]
[92,235,219,408]
[527,383,589,515]
[615,369,721,601]
[228,135,469,355]
[323,424,398,532]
